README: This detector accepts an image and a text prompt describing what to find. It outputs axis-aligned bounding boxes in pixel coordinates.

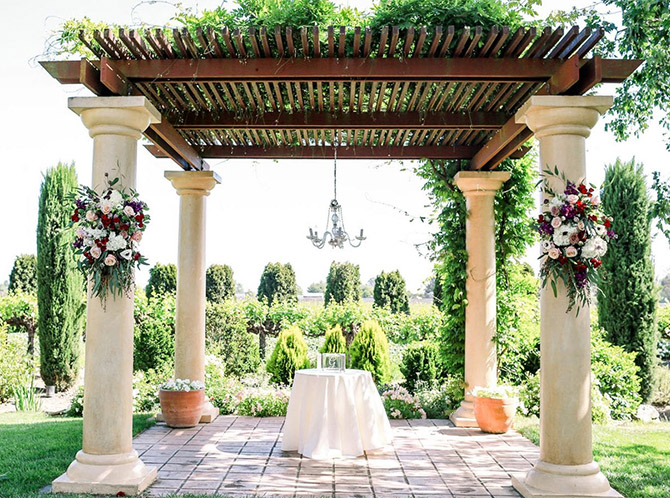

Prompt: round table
[281,369,392,459]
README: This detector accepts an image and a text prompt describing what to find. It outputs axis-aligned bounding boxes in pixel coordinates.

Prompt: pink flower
[569,232,580,245]
[131,231,142,242]
[123,205,135,217]
[120,231,129,239]
[550,205,560,216]
[85,210,97,222]
[548,248,560,259]
[591,196,600,206]
[551,217,562,229]
[101,204,112,215]
[567,194,579,204]
[565,246,578,258]
[90,246,102,259]
[104,254,117,266]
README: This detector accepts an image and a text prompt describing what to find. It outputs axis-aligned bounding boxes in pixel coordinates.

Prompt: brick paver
[137,416,539,497]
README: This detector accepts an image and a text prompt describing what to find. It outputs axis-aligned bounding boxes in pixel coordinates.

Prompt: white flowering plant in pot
[159,379,205,391]
[536,167,615,314]
[70,174,149,303]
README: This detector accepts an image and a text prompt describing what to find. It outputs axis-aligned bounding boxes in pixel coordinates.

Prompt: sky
[0,0,669,294]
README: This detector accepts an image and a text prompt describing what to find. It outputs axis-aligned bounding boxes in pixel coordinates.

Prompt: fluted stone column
[450,171,510,428]
[53,97,160,495]
[513,96,619,497]
[165,171,221,423]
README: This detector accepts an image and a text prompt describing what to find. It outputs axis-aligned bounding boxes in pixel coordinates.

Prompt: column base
[449,400,479,428]
[156,401,219,424]
[512,460,620,498]
[52,450,156,496]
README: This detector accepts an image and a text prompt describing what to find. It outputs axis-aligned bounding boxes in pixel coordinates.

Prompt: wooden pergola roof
[41,25,641,171]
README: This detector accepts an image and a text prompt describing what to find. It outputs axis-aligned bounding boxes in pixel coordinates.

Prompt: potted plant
[472,385,519,434]
[158,379,206,428]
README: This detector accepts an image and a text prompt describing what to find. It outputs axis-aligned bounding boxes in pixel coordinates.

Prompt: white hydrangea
[107,189,123,206]
[160,378,205,391]
[106,232,127,252]
[85,228,107,240]
[581,237,608,259]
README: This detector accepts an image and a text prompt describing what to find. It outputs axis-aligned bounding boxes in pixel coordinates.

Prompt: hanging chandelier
[306,141,366,249]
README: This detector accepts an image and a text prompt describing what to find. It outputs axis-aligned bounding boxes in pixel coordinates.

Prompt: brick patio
[136,416,539,497]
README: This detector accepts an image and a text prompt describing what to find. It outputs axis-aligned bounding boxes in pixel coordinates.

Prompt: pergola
[42,24,639,497]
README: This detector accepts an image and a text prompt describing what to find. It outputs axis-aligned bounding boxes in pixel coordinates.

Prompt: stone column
[165,171,221,423]
[53,97,160,495]
[450,171,510,428]
[513,96,618,497]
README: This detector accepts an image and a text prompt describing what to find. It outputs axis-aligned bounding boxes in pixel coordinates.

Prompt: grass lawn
[0,411,155,498]
[516,416,670,498]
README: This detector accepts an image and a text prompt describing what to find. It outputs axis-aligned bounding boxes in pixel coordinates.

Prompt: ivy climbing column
[513,96,618,497]
[450,170,510,428]
[165,170,221,423]
[53,96,160,495]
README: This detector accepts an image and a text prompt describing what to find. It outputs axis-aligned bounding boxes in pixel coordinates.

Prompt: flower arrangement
[537,168,615,313]
[71,174,149,302]
[380,384,426,419]
[159,378,205,391]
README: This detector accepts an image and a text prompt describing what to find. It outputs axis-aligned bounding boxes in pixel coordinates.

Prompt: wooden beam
[469,118,528,170]
[568,56,603,95]
[173,111,508,130]
[145,144,531,160]
[107,57,572,82]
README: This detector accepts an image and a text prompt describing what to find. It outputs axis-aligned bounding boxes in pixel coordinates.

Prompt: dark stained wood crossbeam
[145,144,530,160]
[172,111,508,130]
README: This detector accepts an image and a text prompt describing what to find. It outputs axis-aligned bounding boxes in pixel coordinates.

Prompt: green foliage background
[324,261,361,306]
[599,158,657,401]
[36,163,84,391]
[145,263,177,299]
[257,262,298,306]
[206,264,235,303]
[373,270,410,314]
[8,255,37,295]
[266,325,310,384]
[349,320,392,384]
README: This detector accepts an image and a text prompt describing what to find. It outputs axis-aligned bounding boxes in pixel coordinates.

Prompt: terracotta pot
[473,396,518,434]
[159,389,205,428]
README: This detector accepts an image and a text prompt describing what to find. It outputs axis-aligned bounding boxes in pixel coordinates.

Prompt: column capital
[165,170,221,196]
[454,171,510,196]
[68,96,161,139]
[515,95,613,139]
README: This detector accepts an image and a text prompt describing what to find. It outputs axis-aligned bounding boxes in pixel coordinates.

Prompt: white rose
[565,246,578,258]
[548,248,560,259]
[551,217,562,229]
[108,189,123,206]
[90,246,102,259]
[85,210,97,222]
[567,194,579,204]
[99,199,113,214]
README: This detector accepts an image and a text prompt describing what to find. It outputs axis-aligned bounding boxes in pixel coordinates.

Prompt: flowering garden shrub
[537,168,614,312]
[236,386,290,417]
[380,384,426,419]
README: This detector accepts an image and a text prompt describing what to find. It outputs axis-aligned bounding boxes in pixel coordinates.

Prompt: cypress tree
[257,262,298,306]
[206,264,235,303]
[8,254,37,295]
[373,270,410,314]
[145,263,177,298]
[599,158,657,401]
[324,261,361,306]
[36,163,85,390]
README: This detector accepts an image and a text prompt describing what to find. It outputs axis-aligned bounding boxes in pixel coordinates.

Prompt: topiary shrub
[373,270,410,314]
[257,262,298,306]
[320,325,347,354]
[206,301,261,377]
[133,291,176,372]
[324,261,361,306]
[266,325,310,385]
[206,264,235,303]
[145,263,177,298]
[400,341,441,393]
[349,320,391,384]
[8,255,37,295]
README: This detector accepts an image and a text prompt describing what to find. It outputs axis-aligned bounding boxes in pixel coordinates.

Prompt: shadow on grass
[0,412,154,498]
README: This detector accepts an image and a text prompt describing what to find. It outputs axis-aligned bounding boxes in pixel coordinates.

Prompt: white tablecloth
[281,369,392,459]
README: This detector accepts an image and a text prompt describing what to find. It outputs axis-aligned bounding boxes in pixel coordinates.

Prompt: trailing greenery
[599,159,658,401]
[320,325,347,354]
[257,262,298,306]
[324,261,361,306]
[206,264,235,303]
[145,262,177,298]
[400,341,442,393]
[349,320,391,384]
[266,325,310,385]
[36,163,84,391]
[206,301,261,377]
[133,291,176,372]
[373,270,410,314]
[8,255,37,295]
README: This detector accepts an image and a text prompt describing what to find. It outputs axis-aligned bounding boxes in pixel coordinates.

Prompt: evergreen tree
[599,158,657,401]
[349,320,391,384]
[320,325,347,354]
[257,262,298,306]
[373,270,410,314]
[206,264,235,303]
[8,254,37,295]
[145,263,177,298]
[324,261,361,306]
[36,163,85,390]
